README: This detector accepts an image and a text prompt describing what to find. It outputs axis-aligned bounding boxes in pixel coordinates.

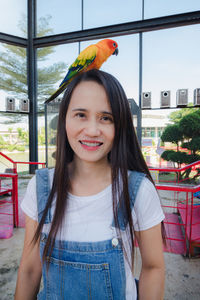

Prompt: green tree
[0,15,67,116]
[38,127,46,145]
[161,124,183,151]
[168,103,199,123]
[161,110,200,182]
[17,127,28,145]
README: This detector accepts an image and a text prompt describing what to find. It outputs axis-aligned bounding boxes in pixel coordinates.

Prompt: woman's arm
[134,223,165,300]
[15,215,42,300]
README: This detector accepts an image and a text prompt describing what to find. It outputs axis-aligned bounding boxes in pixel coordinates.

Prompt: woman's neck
[68,158,112,196]
[72,158,111,179]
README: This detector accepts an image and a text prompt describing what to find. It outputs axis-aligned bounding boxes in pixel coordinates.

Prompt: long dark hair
[34,69,164,269]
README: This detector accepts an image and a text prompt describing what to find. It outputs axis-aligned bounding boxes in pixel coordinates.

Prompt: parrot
[45,39,118,103]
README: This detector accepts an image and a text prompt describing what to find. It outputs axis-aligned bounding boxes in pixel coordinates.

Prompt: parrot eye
[113,43,116,48]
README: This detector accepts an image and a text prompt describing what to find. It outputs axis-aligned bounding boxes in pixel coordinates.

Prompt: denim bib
[36,168,145,300]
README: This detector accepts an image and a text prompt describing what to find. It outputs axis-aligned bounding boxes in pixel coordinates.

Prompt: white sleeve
[20,175,38,221]
[132,177,165,231]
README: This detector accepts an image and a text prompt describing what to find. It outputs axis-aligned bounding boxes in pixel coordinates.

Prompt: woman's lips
[79,140,103,151]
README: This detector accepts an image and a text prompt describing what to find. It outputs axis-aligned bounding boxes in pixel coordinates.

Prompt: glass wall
[142,24,200,167]
[0,43,29,172]
[0,113,29,174]
[144,0,200,19]
[36,0,82,36]
[84,0,142,29]
[0,0,27,37]
[143,24,200,109]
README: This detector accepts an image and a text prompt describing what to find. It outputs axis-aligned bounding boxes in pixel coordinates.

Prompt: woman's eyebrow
[72,108,87,112]
[100,111,113,115]
[72,109,112,115]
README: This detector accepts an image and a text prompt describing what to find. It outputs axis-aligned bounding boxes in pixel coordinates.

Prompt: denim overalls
[36,168,145,300]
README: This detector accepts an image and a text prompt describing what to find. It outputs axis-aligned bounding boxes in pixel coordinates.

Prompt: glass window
[37,43,79,110]
[0,113,29,174]
[144,0,200,19]
[143,25,200,109]
[37,0,81,36]
[37,43,79,166]
[0,43,28,112]
[84,0,142,29]
[0,0,27,37]
[80,34,139,101]
[38,113,46,164]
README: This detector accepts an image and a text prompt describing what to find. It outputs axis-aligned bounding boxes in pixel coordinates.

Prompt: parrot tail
[45,84,67,104]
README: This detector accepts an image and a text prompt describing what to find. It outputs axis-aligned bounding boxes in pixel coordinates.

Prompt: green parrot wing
[45,45,97,103]
[59,45,97,87]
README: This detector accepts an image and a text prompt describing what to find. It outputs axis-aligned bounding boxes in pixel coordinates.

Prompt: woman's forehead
[69,81,111,110]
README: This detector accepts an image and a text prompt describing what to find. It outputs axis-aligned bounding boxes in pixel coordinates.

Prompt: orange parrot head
[97,39,119,56]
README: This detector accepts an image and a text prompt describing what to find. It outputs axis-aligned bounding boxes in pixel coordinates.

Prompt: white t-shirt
[21,168,165,300]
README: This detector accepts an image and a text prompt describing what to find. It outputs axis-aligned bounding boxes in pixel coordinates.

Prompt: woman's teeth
[80,141,102,146]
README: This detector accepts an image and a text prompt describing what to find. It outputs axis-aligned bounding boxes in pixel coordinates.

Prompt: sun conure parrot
[45,39,118,103]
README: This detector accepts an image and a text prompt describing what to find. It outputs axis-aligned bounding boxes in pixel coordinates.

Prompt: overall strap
[112,171,146,231]
[36,168,51,224]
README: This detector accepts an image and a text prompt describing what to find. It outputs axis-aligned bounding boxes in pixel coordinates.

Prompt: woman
[15,69,165,299]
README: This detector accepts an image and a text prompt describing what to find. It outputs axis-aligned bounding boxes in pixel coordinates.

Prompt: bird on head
[45,38,118,103]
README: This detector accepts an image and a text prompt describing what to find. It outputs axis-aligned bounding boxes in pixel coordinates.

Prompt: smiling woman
[15,69,165,300]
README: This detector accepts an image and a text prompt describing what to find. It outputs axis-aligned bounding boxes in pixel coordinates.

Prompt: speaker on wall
[176,89,188,107]
[6,97,15,112]
[19,99,29,112]
[194,88,200,106]
[160,90,170,108]
[142,92,151,109]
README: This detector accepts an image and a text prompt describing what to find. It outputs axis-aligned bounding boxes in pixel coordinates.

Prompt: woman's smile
[79,139,103,151]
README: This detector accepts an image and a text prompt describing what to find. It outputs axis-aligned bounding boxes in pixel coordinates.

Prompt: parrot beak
[112,48,119,56]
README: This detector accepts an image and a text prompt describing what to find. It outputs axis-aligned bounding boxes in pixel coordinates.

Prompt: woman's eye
[75,112,85,118]
[101,115,113,122]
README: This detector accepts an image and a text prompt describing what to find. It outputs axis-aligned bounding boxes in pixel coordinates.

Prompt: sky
[0,0,200,126]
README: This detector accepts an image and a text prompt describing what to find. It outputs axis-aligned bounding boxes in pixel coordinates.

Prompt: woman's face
[65,80,115,165]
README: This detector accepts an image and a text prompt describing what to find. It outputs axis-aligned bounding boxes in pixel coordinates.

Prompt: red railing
[150,161,200,257]
[0,173,18,227]
[149,160,200,184]
[156,183,200,257]
[0,152,46,229]
[0,151,46,173]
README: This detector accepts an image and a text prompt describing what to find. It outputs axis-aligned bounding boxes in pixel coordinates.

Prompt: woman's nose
[83,120,101,136]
